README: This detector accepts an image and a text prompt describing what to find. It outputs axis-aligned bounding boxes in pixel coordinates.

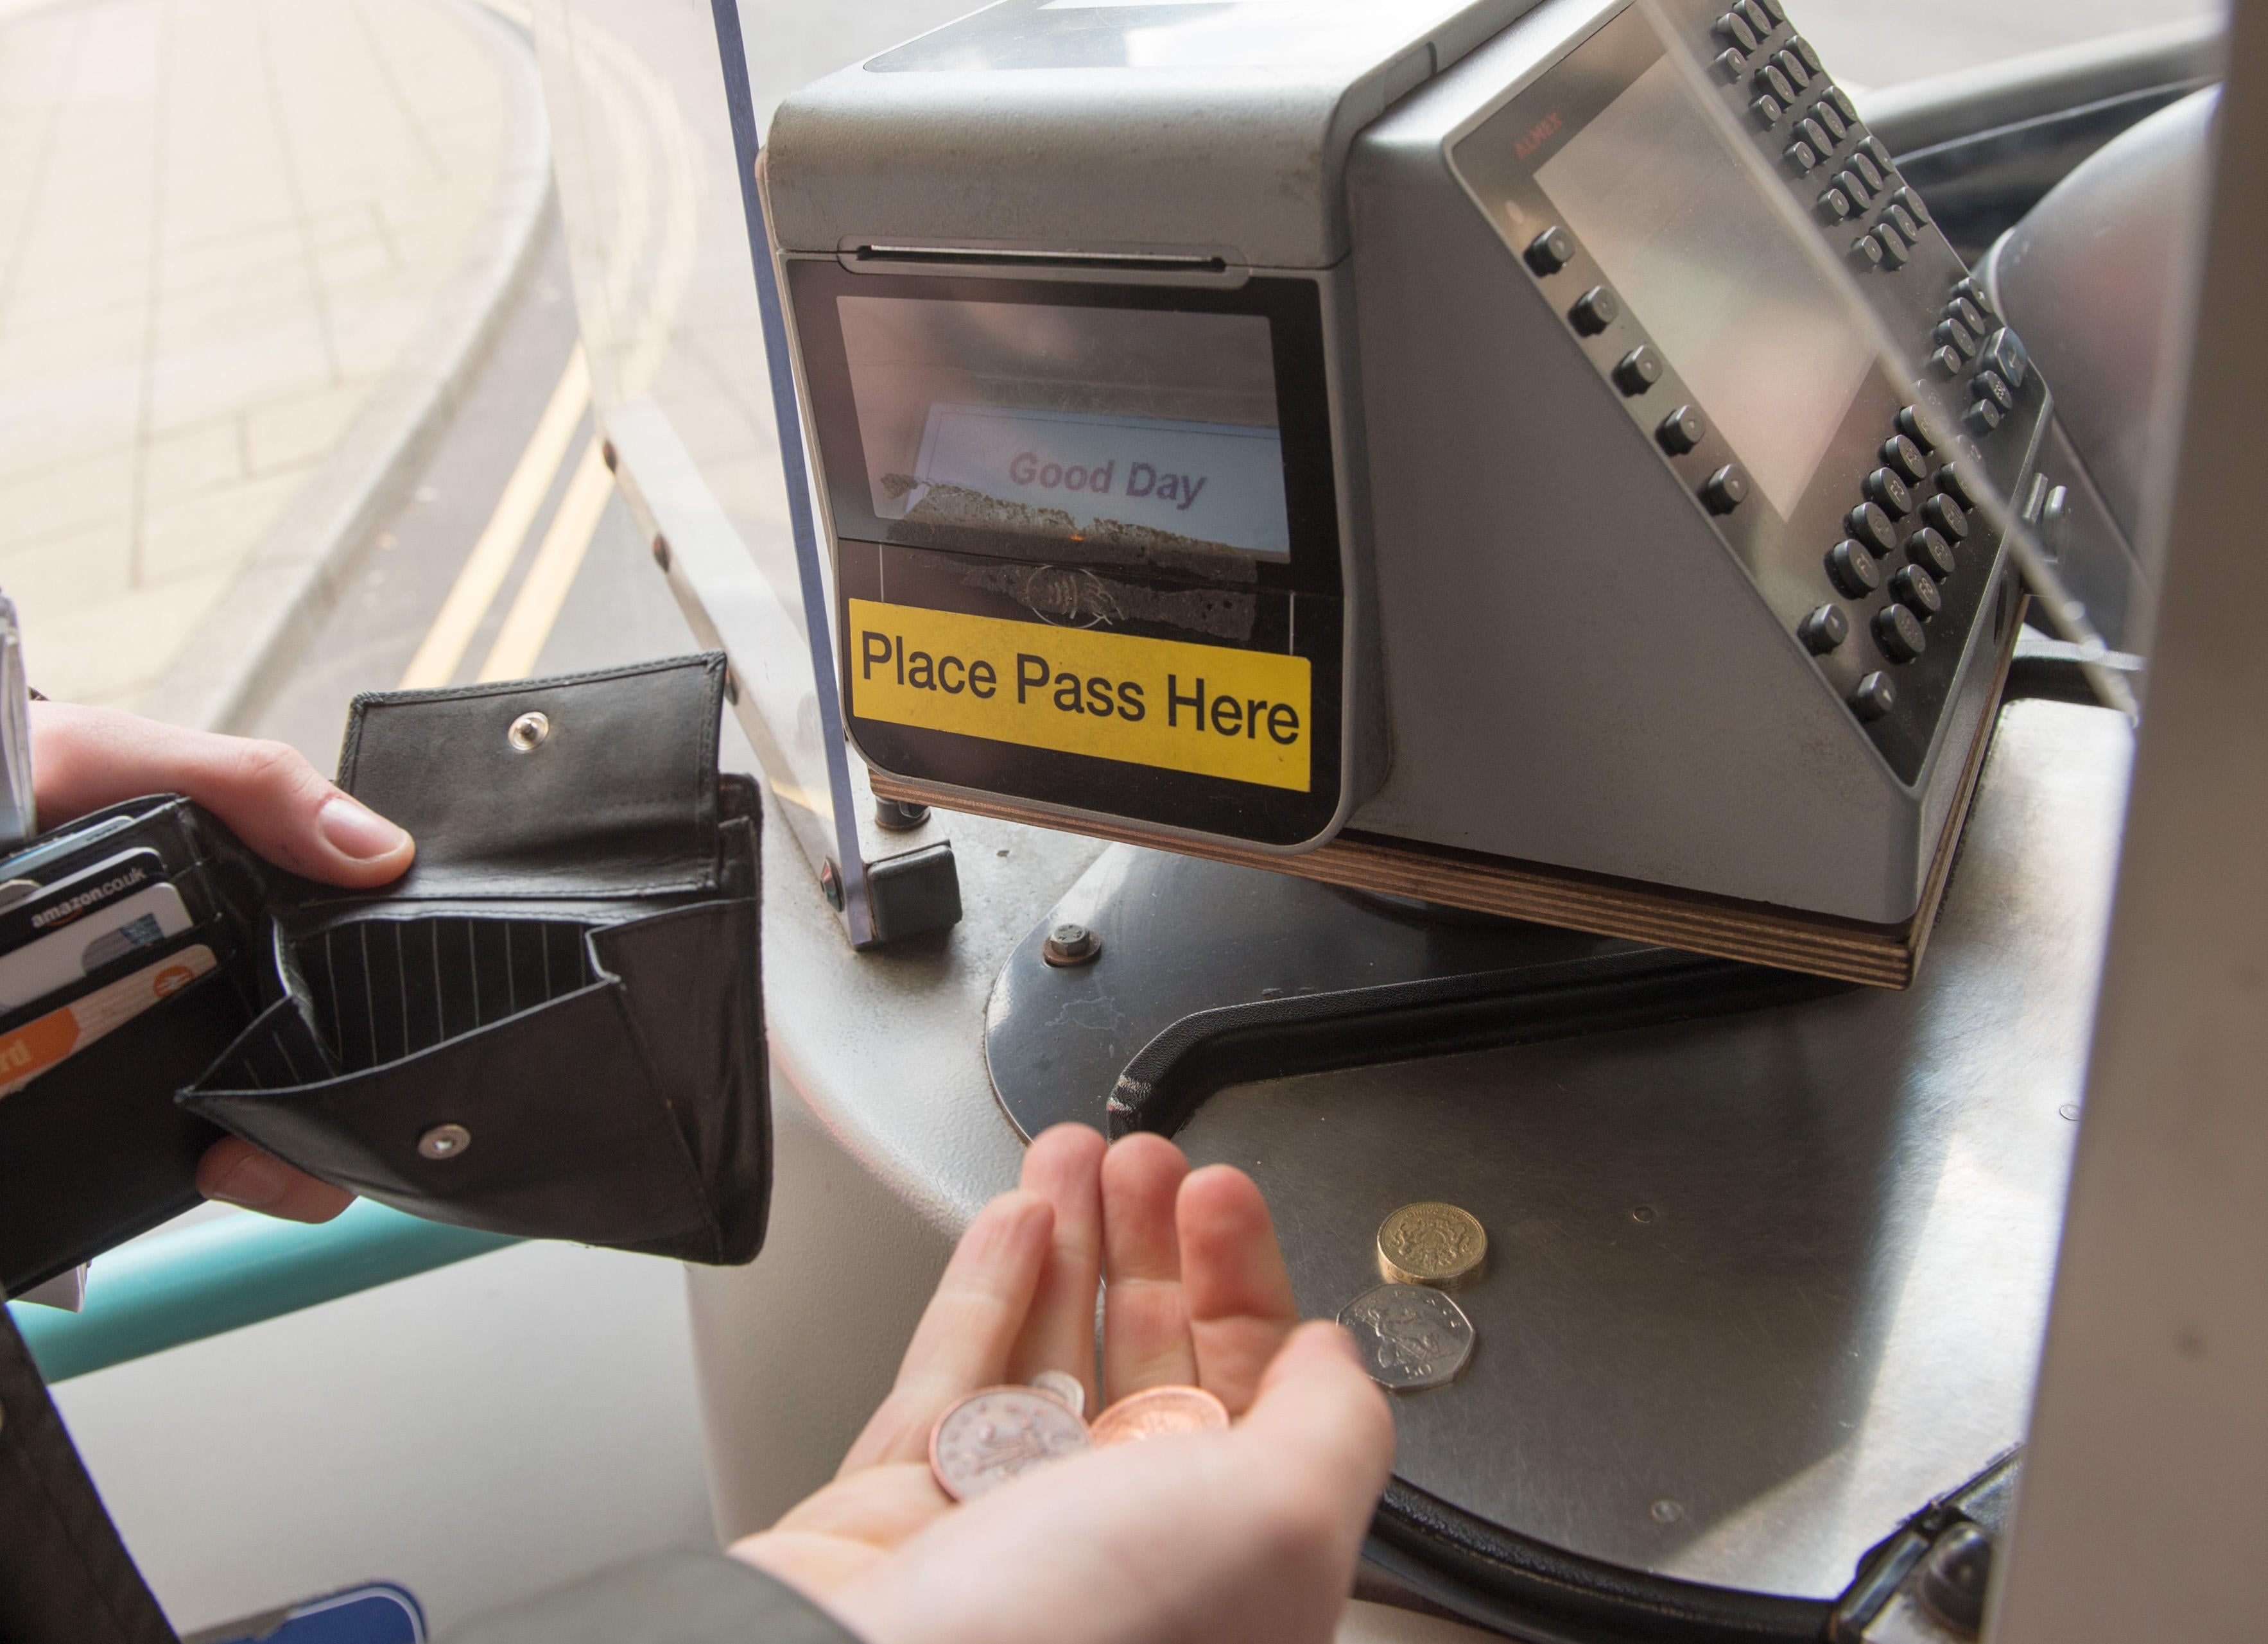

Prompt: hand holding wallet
[0,653,768,1299]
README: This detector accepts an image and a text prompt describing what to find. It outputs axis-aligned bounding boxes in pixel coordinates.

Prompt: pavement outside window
[0,0,545,716]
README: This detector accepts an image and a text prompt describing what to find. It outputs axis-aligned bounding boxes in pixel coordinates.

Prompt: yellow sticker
[847,599,1313,792]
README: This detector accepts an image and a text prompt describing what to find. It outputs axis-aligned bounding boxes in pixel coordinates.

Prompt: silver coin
[928,1386,1091,1501]
[1028,1369,1087,1421]
[1337,1283,1476,1391]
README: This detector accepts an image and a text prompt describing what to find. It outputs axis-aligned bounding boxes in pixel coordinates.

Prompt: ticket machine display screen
[1534,55,1874,516]
[836,297,1292,562]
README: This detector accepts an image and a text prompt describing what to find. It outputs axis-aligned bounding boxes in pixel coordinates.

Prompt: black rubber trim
[1106,950,1840,1139]
[1369,1480,1830,1644]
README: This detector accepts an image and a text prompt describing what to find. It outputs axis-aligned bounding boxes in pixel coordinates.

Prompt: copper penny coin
[1087,1384,1231,1448]
[928,1385,1091,1502]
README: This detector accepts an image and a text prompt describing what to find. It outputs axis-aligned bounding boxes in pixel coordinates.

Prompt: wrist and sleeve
[438,1551,864,1644]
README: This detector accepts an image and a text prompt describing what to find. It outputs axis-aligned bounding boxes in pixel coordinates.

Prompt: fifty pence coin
[929,1385,1091,1501]
[1087,1385,1231,1448]
[1028,1369,1087,1421]
[1338,1283,1476,1392]
[1376,1202,1488,1288]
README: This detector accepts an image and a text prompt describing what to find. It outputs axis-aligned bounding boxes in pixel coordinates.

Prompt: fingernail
[208,1150,288,1209]
[319,794,411,861]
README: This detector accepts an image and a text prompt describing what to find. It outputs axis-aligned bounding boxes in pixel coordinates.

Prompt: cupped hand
[730,1127,1396,1644]
[30,702,417,1222]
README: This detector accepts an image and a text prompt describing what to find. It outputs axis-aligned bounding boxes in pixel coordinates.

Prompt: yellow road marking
[398,345,591,689]
[477,437,614,682]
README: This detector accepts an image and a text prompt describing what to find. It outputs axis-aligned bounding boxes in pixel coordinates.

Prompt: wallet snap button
[419,1123,472,1161]
[506,711,550,752]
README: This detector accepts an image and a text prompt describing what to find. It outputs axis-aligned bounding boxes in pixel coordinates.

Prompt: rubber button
[1713,10,1758,51]
[1792,35,1823,73]
[1774,48,1811,90]
[1849,671,1896,722]
[1846,501,1897,555]
[1892,186,1931,227]
[1614,346,1664,395]
[1827,539,1882,598]
[1851,232,1885,270]
[1703,465,1750,515]
[1874,225,1910,268]
[1891,564,1943,619]
[1760,64,1795,105]
[1882,433,1928,484]
[1658,404,1708,455]
[1948,295,1987,336]
[1898,403,1946,453]
[1799,604,1849,653]
[1907,526,1957,579]
[1798,116,1831,155]
[1816,100,1847,141]
[1864,466,1914,517]
[1980,326,2030,392]
[1873,603,1927,663]
[1923,492,1970,542]
[1785,139,1819,175]
[1837,166,1873,206]
[1935,318,1978,359]
[1953,276,1999,325]
[1751,92,1785,127]
[1711,46,1748,82]
[1817,186,1853,223]
[1936,461,1977,509]
[1926,345,1962,379]
[1966,399,2003,435]
[1570,285,1620,334]
[1971,370,2014,413]
[1526,226,1575,276]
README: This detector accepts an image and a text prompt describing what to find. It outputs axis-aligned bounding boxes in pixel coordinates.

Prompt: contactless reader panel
[765,0,2048,946]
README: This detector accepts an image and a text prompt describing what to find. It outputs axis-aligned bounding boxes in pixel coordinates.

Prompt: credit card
[0,813,137,887]
[0,944,218,1098]
[0,882,194,1011]
[0,848,168,954]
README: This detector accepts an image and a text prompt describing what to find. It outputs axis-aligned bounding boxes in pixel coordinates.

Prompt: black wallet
[0,653,768,1300]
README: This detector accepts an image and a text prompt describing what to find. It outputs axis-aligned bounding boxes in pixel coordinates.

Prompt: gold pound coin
[1376,1202,1487,1289]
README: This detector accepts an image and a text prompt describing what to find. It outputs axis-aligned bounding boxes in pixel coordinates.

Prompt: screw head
[1650,1498,1684,1524]
[419,1123,472,1161]
[1916,1522,1992,1636]
[1042,923,1101,967]
[819,860,845,911]
[506,711,550,752]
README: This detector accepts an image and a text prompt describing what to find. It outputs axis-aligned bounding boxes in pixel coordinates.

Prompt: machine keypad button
[1711,47,1748,82]
[1972,370,2014,413]
[1851,232,1885,270]
[1815,100,1848,142]
[1798,116,1831,155]
[1926,345,1962,379]
[1775,48,1812,90]
[1570,285,1620,334]
[1873,603,1927,663]
[1791,35,1824,74]
[1751,92,1785,128]
[1702,464,1750,514]
[1760,64,1796,105]
[1864,136,1895,173]
[1527,226,1576,275]
[1891,564,1943,619]
[1828,539,1882,597]
[1853,151,1884,190]
[1888,202,1922,241]
[1714,10,1758,51]
[1817,186,1853,223]
[1799,603,1849,653]
[1738,0,1776,37]
[1979,326,2030,392]
[1752,0,1785,26]
[1873,225,1910,267]
[1936,462,1977,508]
[1953,276,1999,324]
[1849,671,1897,721]
[1847,502,1898,555]
[1785,139,1819,175]
[1864,467,1914,517]
[1836,166,1873,206]
[1829,87,1860,125]
[1658,404,1708,454]
[1948,296,1987,335]
[1935,318,1978,359]
[1893,186,1931,227]
[1965,398,2004,435]
[1923,492,1970,541]
[1898,402,1946,453]
[1882,434,1928,484]
[1614,345,1665,395]
[1907,526,1957,579]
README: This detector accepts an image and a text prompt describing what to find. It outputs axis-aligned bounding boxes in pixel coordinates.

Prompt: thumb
[1237,1320,1396,1504]
[30,704,415,889]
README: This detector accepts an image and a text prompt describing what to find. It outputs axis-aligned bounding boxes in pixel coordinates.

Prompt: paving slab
[0,0,549,721]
